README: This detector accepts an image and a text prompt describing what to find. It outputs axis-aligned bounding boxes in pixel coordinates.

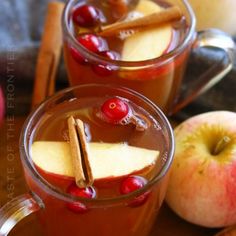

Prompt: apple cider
[63,0,191,113]
[24,85,174,236]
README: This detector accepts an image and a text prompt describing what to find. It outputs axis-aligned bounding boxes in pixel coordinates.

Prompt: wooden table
[0,116,219,236]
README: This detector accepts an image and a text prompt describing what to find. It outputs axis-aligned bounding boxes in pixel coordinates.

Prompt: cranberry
[99,50,120,60]
[92,50,120,76]
[70,46,87,64]
[120,175,149,207]
[66,182,96,213]
[70,34,108,64]
[120,176,147,194]
[78,34,108,53]
[72,4,101,27]
[100,97,130,124]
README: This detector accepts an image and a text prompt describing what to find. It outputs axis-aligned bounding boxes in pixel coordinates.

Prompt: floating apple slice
[31,141,159,180]
[121,0,173,61]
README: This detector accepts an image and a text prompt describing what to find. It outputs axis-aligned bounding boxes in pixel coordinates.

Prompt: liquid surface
[68,0,188,61]
[31,96,167,198]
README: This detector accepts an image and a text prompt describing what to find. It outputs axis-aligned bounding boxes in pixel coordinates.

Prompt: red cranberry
[120,176,147,194]
[120,175,149,207]
[70,46,87,64]
[72,4,101,27]
[100,97,130,124]
[99,50,120,60]
[78,34,108,53]
[66,182,96,213]
[70,34,108,64]
[92,50,120,76]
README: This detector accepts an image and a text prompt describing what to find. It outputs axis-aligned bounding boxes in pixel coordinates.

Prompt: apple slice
[121,0,173,61]
[31,141,159,180]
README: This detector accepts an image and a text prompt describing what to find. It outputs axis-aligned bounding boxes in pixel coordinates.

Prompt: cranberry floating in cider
[72,4,102,27]
[66,183,96,213]
[120,175,150,207]
[100,97,130,124]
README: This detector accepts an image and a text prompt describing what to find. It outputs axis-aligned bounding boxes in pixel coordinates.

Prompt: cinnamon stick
[67,116,93,188]
[31,2,65,109]
[99,6,182,36]
[75,119,93,186]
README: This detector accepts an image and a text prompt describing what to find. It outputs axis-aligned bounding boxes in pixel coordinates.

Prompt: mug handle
[170,29,235,115]
[0,193,42,236]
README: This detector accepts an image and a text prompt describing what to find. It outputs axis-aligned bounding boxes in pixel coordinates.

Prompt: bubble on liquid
[130,113,149,131]
[119,110,149,131]
[119,29,136,40]
[119,113,131,126]
[117,10,145,40]
[134,117,148,131]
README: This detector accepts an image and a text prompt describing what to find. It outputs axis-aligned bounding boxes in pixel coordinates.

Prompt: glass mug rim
[62,0,196,67]
[19,84,175,205]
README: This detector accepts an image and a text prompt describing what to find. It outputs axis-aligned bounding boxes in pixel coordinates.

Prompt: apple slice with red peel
[121,0,173,61]
[31,141,159,180]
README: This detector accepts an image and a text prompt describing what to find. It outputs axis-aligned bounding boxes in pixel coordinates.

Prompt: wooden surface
[0,116,220,236]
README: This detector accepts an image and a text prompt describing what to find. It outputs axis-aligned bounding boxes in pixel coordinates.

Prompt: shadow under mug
[0,84,174,236]
[62,0,235,115]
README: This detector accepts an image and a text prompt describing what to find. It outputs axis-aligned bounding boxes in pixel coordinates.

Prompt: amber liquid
[63,0,191,113]
[25,95,170,236]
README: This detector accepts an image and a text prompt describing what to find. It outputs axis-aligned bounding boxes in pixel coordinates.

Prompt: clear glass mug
[0,84,174,236]
[62,0,235,115]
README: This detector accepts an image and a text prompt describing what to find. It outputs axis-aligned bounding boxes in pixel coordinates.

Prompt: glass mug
[62,0,235,115]
[0,84,174,236]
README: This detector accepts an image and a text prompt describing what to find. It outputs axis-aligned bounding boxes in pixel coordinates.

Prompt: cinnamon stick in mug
[100,6,182,36]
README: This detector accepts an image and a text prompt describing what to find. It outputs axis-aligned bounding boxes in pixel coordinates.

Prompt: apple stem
[212,136,231,155]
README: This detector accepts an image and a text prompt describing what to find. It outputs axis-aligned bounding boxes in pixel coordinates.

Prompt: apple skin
[165,111,236,228]
[35,161,154,189]
[0,86,5,125]
[31,141,159,182]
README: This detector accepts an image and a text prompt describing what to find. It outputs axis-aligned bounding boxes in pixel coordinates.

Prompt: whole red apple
[0,86,5,125]
[165,111,236,228]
